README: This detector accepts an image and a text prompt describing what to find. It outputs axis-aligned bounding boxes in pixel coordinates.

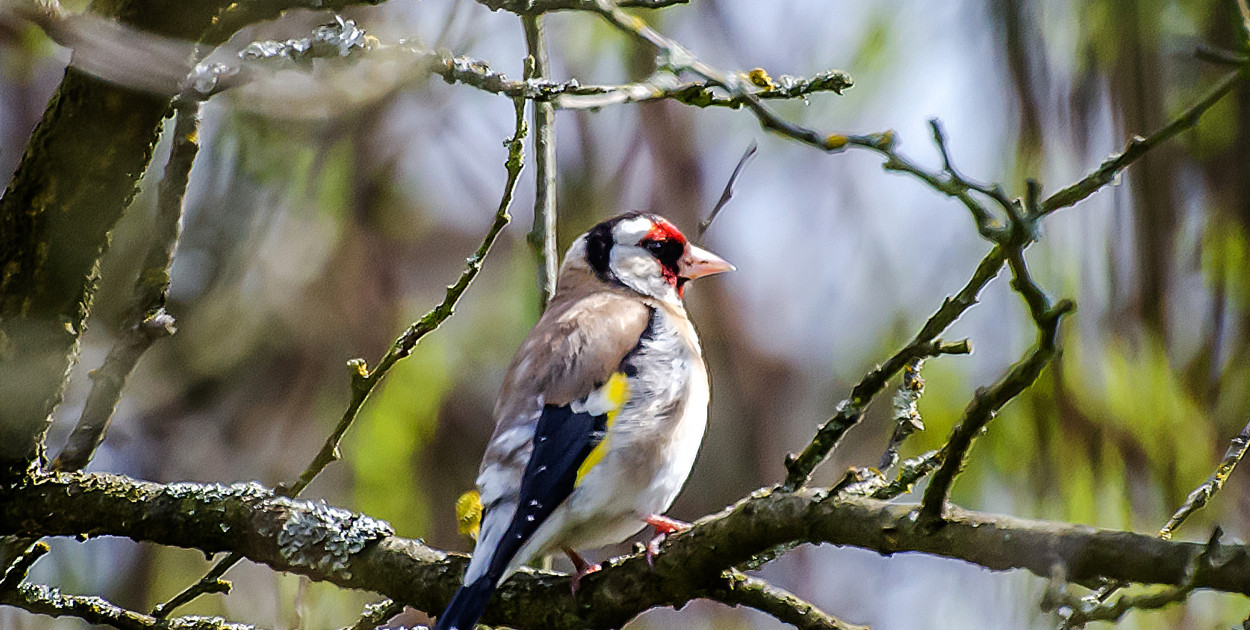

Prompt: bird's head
[563,212,734,303]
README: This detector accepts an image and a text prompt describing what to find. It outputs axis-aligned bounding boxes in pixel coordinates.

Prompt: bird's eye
[642,238,683,268]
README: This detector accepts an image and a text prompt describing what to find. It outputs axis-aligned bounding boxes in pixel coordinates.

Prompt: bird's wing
[467,286,653,584]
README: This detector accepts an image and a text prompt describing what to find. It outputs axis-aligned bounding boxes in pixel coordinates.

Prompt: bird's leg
[562,546,601,594]
[643,514,691,566]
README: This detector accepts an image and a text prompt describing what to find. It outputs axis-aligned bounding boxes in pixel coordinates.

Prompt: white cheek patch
[611,246,677,301]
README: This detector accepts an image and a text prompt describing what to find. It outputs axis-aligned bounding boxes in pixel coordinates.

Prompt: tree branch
[1161,418,1250,539]
[6,473,1250,629]
[2,582,262,630]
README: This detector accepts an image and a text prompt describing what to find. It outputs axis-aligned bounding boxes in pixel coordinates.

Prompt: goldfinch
[434,212,733,630]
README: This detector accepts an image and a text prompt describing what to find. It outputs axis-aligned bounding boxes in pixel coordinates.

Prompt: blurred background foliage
[2,0,1249,628]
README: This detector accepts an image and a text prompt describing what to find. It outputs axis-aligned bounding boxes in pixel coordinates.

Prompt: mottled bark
[3,472,1249,630]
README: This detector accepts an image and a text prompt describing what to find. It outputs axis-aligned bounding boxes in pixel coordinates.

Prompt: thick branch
[5,473,1250,629]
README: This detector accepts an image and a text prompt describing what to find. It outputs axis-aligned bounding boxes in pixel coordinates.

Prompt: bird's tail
[433,575,496,630]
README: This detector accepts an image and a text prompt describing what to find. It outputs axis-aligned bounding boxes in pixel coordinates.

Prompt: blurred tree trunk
[1110,0,1177,340]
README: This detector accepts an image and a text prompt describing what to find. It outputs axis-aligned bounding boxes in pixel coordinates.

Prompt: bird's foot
[643,514,691,567]
[563,547,601,594]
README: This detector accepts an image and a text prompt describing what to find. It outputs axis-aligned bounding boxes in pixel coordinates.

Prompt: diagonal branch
[782,249,1001,490]
[151,95,528,619]
[710,570,866,630]
[1040,66,1249,216]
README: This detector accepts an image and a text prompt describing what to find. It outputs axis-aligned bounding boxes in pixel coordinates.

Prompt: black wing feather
[484,403,608,580]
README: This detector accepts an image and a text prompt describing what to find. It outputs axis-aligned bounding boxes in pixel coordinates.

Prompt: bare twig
[153,97,528,619]
[697,142,758,240]
[1041,67,1249,216]
[0,541,47,592]
[523,14,559,308]
[554,69,852,110]
[588,0,877,153]
[878,358,927,471]
[870,449,942,499]
[1054,529,1225,627]
[918,254,1074,524]
[711,570,867,630]
[340,598,404,630]
[1050,419,1250,627]
[1161,418,1250,539]
[3,582,260,630]
[781,250,998,491]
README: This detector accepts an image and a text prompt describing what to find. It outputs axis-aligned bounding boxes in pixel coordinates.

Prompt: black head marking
[585,221,615,281]
[584,211,650,283]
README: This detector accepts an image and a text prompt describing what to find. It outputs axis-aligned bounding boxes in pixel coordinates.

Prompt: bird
[433,212,734,630]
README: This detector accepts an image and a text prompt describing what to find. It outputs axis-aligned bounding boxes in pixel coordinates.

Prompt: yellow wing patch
[455,489,483,540]
[575,372,631,485]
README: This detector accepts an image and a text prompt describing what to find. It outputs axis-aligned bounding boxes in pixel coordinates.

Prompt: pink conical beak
[679,244,735,280]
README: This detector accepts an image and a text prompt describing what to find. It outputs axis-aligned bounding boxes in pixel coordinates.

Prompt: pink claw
[643,514,691,566]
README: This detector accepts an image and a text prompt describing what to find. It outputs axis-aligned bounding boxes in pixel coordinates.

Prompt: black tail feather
[433,576,496,630]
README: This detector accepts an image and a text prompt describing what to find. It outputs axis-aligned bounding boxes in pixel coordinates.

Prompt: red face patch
[639,217,689,294]
[645,217,688,246]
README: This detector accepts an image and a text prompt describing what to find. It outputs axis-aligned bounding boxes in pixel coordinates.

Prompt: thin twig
[588,0,879,153]
[555,70,852,110]
[1055,529,1225,627]
[697,142,757,241]
[340,598,405,630]
[1052,418,1250,627]
[1161,418,1250,539]
[870,449,942,499]
[0,541,48,592]
[918,261,1074,523]
[523,14,559,309]
[3,582,261,630]
[1041,67,1249,216]
[711,569,867,630]
[781,250,998,491]
[879,358,927,471]
[153,97,528,619]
